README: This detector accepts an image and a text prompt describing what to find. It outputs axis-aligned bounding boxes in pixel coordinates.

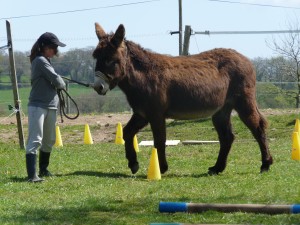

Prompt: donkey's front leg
[123,113,148,174]
[150,117,168,174]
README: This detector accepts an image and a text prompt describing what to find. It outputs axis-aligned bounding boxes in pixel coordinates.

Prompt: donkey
[92,23,273,175]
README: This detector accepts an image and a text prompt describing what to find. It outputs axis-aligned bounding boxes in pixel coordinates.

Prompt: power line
[194,30,300,35]
[207,0,300,10]
[0,32,167,46]
[0,0,161,20]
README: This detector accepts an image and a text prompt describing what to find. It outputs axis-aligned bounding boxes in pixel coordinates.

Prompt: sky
[1,0,300,59]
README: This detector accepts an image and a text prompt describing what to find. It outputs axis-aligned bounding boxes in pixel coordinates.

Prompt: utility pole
[178,0,182,55]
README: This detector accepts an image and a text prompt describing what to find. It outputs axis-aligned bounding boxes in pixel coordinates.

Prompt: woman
[26,32,66,182]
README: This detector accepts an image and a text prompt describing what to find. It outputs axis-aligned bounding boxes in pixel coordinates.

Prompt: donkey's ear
[111,24,125,48]
[95,22,106,40]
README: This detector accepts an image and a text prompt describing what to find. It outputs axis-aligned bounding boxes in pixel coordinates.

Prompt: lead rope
[57,89,79,123]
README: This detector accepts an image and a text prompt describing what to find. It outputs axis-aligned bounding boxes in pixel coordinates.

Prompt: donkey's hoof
[260,157,273,173]
[129,162,139,174]
[160,164,168,174]
[208,166,221,175]
[260,165,270,173]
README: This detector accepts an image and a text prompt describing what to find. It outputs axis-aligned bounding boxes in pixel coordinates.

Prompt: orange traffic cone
[115,122,125,145]
[147,148,161,180]
[55,126,63,147]
[84,124,93,144]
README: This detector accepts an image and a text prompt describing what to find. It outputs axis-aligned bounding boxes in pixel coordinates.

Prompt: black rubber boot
[26,154,44,182]
[39,151,52,177]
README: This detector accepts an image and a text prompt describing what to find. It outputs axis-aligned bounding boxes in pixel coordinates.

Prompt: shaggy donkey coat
[92,23,273,175]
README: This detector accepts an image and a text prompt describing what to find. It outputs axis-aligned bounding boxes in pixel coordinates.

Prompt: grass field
[0,85,129,116]
[0,86,90,115]
[1,112,300,224]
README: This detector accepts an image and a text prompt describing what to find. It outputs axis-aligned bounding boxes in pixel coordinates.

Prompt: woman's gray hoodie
[28,56,66,109]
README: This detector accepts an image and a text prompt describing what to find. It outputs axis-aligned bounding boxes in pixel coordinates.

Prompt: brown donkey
[92,23,273,175]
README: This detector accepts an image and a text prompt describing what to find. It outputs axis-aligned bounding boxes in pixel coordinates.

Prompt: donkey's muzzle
[93,83,106,95]
[94,71,110,95]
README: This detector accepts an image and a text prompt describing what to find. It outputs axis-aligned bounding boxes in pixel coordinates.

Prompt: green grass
[1,113,300,224]
[0,85,127,116]
[0,86,87,116]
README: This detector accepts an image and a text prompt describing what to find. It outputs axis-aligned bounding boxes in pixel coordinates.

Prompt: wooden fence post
[182,25,191,56]
[6,20,25,149]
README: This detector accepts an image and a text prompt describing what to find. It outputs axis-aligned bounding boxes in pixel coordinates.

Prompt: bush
[256,83,295,108]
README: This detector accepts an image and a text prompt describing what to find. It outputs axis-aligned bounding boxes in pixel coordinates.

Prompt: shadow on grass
[7,171,212,183]
[8,169,256,183]
[165,172,210,178]
[64,170,146,179]
[8,172,140,183]
[287,118,296,126]
[167,118,210,127]
[8,176,27,182]
[66,170,216,179]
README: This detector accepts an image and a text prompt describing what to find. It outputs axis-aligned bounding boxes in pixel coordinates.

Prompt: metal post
[178,0,182,55]
[6,20,25,149]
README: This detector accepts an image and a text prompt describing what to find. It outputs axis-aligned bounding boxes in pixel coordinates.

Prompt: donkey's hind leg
[123,113,148,174]
[209,105,235,175]
[235,100,273,173]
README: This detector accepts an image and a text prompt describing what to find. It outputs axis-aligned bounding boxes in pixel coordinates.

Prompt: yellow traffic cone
[133,135,139,152]
[55,125,63,147]
[84,124,93,144]
[147,148,161,180]
[292,131,300,160]
[115,122,125,145]
[294,119,300,134]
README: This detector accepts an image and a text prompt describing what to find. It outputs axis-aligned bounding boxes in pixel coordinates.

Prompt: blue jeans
[26,106,57,154]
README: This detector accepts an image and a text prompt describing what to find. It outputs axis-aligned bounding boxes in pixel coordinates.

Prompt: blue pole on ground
[159,202,300,214]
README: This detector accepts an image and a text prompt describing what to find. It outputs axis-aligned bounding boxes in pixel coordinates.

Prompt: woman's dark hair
[29,41,41,63]
[29,41,58,63]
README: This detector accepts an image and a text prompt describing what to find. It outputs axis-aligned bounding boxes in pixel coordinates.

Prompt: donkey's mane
[125,40,167,73]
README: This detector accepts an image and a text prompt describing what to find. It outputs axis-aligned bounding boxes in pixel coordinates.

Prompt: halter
[95,70,113,82]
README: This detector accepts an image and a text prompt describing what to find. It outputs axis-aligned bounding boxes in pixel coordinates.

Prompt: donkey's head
[92,23,127,95]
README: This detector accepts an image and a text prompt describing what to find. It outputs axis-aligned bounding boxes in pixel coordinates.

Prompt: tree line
[0,47,95,87]
[0,47,299,110]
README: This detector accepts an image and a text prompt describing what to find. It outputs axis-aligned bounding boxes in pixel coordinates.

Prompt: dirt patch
[56,113,132,126]
[58,113,132,143]
[0,113,132,145]
[0,109,299,145]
